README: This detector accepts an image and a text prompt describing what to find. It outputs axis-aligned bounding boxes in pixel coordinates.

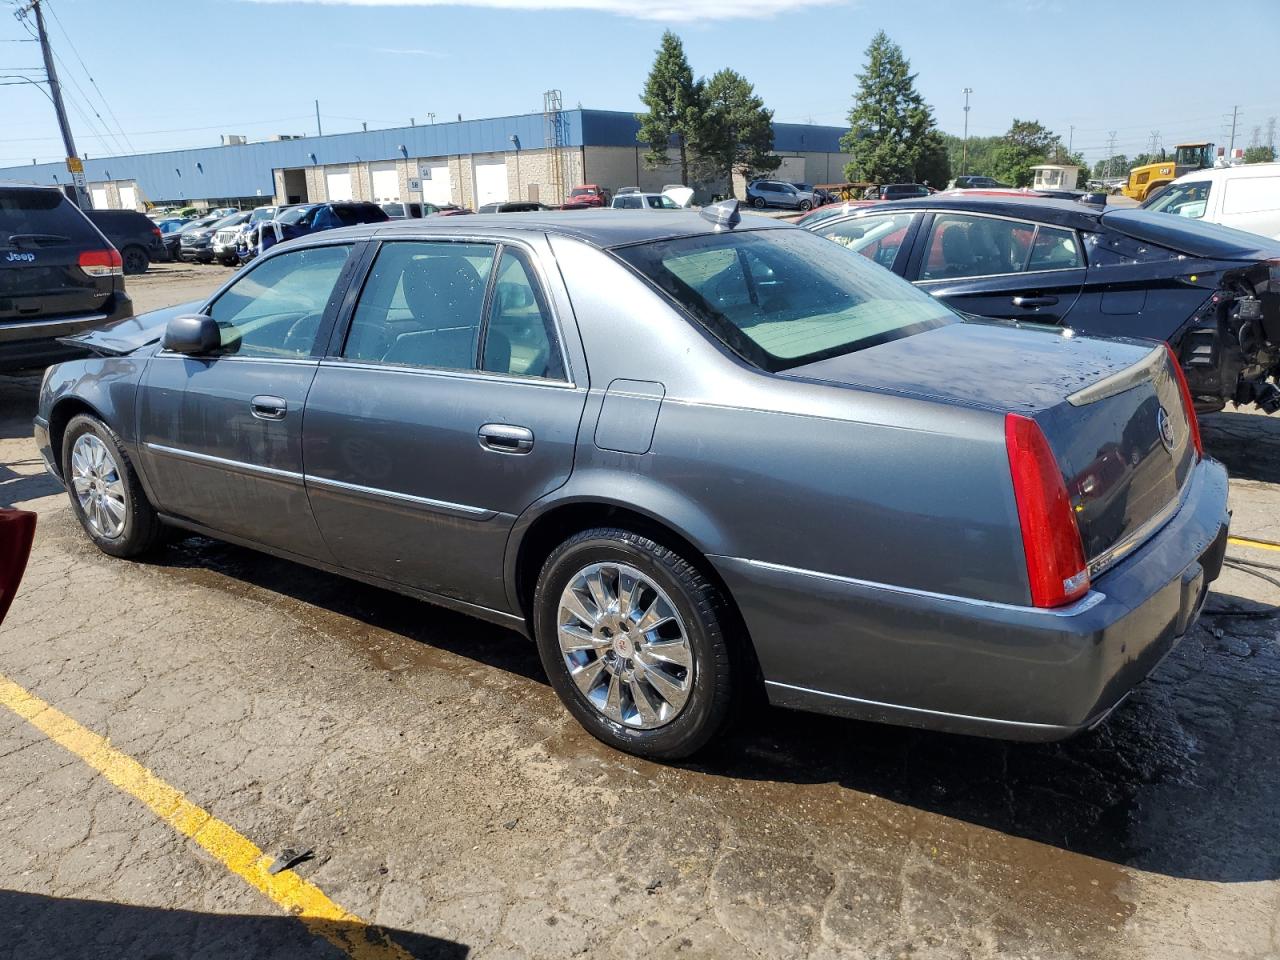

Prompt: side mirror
[163,314,221,355]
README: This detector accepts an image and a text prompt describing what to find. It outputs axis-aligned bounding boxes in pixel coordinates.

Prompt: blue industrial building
[0,108,848,210]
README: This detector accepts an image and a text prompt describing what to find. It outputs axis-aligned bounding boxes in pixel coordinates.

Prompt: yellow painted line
[1229,535,1280,554]
[0,673,413,960]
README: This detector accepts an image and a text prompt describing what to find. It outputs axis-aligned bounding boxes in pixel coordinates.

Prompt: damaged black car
[803,196,1280,413]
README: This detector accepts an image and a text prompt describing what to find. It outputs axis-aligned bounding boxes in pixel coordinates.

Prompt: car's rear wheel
[751,196,766,209]
[533,527,736,760]
[62,414,163,558]
[121,246,149,275]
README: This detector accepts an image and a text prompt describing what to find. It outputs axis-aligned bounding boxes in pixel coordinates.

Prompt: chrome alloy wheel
[557,562,693,729]
[70,433,127,539]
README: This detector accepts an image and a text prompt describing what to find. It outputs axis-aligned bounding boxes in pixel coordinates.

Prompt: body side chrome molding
[764,680,1073,732]
[303,473,494,518]
[144,442,305,484]
[720,555,1106,617]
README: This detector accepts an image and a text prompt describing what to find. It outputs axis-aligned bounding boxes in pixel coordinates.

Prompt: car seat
[383,256,486,368]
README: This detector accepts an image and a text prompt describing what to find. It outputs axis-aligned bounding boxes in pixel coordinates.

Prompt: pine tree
[636,31,702,184]
[693,69,780,195]
[840,32,940,184]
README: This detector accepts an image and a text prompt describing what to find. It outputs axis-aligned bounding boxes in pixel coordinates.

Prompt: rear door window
[343,241,496,371]
[920,213,1069,280]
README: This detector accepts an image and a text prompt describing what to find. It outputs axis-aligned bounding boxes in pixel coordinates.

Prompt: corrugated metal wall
[0,109,844,202]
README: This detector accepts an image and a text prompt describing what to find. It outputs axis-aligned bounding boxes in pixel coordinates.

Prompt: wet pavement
[1,269,1278,959]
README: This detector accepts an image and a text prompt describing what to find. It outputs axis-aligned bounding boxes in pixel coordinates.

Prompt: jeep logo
[5,252,36,264]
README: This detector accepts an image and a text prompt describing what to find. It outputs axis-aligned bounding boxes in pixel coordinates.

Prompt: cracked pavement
[1,264,1279,959]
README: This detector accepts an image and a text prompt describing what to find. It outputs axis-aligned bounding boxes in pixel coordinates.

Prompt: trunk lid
[786,320,1196,574]
[1,187,116,324]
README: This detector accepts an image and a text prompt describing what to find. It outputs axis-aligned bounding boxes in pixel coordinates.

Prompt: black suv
[85,209,164,275]
[0,183,132,372]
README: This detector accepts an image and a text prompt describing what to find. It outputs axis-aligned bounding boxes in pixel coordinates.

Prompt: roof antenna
[699,198,741,231]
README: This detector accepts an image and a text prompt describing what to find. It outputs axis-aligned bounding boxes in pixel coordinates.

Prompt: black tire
[798,199,812,211]
[121,246,149,275]
[533,527,736,760]
[751,196,766,209]
[61,414,163,558]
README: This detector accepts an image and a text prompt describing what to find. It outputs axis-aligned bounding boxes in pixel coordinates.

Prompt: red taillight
[1164,342,1203,460]
[78,249,123,277]
[1005,413,1090,608]
[152,225,163,239]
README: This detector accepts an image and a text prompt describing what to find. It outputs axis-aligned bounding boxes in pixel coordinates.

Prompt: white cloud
[245,0,844,23]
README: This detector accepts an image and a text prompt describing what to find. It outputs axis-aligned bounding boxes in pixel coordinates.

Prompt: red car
[566,184,610,208]
[0,509,35,626]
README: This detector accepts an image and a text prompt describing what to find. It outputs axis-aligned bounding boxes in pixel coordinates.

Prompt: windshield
[249,208,275,222]
[614,228,954,372]
[1143,181,1210,218]
[570,187,596,197]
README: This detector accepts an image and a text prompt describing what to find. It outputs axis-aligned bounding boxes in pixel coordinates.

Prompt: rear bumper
[0,295,133,372]
[713,456,1230,741]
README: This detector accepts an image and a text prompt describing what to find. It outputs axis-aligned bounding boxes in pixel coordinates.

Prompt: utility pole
[1105,130,1118,180]
[961,87,973,175]
[315,99,322,137]
[427,112,435,125]
[22,0,88,208]
[1148,130,1160,159]
[1068,125,1074,155]
[1227,104,1240,154]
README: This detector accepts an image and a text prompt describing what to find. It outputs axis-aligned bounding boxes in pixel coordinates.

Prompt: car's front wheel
[62,414,163,558]
[533,528,736,760]
[798,199,812,211]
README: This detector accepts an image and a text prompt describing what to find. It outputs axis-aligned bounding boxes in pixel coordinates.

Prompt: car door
[136,241,359,558]
[302,236,588,612]
[906,211,1085,323]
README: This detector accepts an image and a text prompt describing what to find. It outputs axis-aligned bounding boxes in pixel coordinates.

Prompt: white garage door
[370,161,399,203]
[89,185,109,210]
[118,184,137,210]
[418,161,452,206]
[325,168,352,202]
[474,158,508,207]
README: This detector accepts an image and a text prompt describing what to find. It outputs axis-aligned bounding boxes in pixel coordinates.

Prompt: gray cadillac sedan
[34,203,1230,760]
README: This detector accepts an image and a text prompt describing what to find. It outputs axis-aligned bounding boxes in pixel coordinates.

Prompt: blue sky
[2,0,1277,169]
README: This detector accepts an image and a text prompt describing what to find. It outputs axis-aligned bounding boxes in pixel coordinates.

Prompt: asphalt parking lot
[2,263,1280,959]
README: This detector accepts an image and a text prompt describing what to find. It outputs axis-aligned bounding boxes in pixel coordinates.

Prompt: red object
[78,248,123,277]
[1164,343,1203,459]
[1005,413,1090,608]
[566,185,608,208]
[0,509,36,626]
[151,225,163,239]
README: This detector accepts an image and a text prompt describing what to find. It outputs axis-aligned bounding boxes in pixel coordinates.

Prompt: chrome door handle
[478,423,534,454]
[1011,295,1058,308]
[251,395,287,420]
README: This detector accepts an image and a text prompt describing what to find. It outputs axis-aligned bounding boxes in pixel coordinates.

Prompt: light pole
[961,88,973,176]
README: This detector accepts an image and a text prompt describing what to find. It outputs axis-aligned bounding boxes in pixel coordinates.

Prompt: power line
[43,0,136,153]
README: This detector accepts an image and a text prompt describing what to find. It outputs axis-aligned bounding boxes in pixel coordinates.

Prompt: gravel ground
[1,264,1278,959]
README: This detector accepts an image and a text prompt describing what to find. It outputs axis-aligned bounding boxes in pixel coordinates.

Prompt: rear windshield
[1103,207,1277,259]
[332,205,389,225]
[614,228,954,371]
[1,187,98,247]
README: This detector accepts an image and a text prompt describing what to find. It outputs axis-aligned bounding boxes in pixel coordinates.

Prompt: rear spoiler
[1066,345,1165,406]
